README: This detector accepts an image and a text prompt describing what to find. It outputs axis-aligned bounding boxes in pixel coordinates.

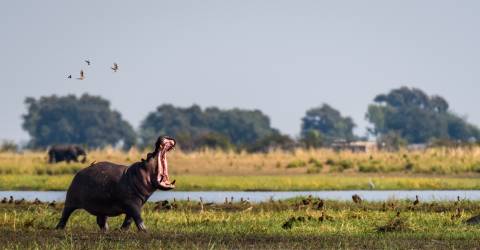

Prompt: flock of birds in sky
[67,60,119,80]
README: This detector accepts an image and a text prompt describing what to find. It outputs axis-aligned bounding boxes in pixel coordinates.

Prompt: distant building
[331,140,378,153]
[407,143,427,151]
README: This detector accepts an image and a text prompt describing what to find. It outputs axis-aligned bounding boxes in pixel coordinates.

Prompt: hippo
[55,136,176,231]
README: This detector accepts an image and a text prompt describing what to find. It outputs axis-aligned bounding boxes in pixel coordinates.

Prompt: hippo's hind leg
[96,216,109,232]
[120,215,133,230]
[55,206,77,229]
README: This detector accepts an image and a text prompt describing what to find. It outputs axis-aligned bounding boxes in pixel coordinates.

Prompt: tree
[247,131,296,152]
[301,104,356,146]
[366,87,480,144]
[139,104,279,150]
[22,94,136,149]
[193,132,233,151]
[300,129,324,149]
[377,131,408,151]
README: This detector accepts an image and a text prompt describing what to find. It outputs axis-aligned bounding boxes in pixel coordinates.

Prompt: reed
[1,147,480,176]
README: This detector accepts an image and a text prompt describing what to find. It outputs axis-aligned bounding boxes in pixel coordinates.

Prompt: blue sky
[1,0,479,143]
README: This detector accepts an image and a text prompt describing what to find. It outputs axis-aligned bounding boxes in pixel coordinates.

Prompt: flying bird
[111,63,119,72]
[67,74,72,79]
[77,70,85,80]
[85,60,91,66]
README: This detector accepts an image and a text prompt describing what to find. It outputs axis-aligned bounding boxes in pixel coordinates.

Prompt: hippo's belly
[82,199,125,217]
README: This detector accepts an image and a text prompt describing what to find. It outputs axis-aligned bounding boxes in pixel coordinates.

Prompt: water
[1,190,480,203]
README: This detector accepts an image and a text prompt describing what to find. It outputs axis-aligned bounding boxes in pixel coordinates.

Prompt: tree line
[20,87,480,151]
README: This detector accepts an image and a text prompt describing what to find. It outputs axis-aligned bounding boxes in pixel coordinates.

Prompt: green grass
[1,199,480,249]
[1,174,480,191]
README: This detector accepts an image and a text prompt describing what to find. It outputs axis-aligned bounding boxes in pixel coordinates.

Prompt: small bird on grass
[154,200,171,210]
[454,196,461,206]
[302,195,313,206]
[15,198,25,205]
[8,196,14,204]
[199,197,204,212]
[319,211,334,222]
[282,217,296,229]
[1,197,6,203]
[316,199,324,210]
[49,200,56,208]
[352,194,362,204]
[413,195,420,206]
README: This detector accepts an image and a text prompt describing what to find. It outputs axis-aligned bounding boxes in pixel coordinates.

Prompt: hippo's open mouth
[156,137,176,190]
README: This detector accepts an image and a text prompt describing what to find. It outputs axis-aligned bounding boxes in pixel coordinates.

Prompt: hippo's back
[65,162,129,214]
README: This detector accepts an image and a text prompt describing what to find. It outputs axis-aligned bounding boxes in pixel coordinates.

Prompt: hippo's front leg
[120,215,133,230]
[125,205,147,232]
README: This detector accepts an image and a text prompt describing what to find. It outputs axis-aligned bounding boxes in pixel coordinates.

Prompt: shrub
[306,167,322,174]
[325,159,335,165]
[404,162,414,171]
[338,160,354,171]
[471,163,480,173]
[286,160,307,169]
[308,158,323,168]
[359,164,379,173]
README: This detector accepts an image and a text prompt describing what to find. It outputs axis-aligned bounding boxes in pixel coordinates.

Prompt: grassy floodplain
[1,147,480,190]
[2,174,480,191]
[1,198,480,249]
